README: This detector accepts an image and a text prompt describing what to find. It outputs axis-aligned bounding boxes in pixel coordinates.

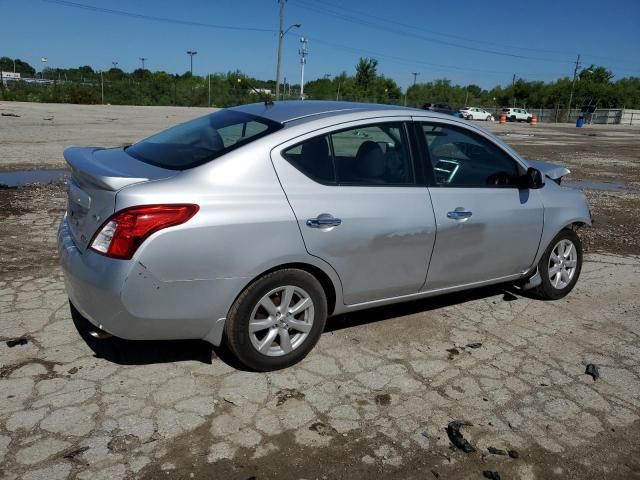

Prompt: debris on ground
[6,337,29,347]
[275,388,305,406]
[1,112,20,117]
[466,342,483,349]
[585,364,600,381]
[487,446,508,456]
[62,446,90,460]
[431,469,440,478]
[508,449,520,459]
[483,471,501,480]
[446,348,460,360]
[107,434,142,453]
[446,421,475,453]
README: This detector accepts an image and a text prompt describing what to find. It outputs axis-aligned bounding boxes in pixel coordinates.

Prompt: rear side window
[282,122,414,187]
[126,110,282,170]
[282,135,334,183]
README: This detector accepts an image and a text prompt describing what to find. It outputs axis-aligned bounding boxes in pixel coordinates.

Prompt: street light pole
[41,57,48,79]
[411,72,420,86]
[187,51,197,75]
[139,57,147,70]
[298,37,308,99]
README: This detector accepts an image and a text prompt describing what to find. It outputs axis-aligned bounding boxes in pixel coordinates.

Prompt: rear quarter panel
[113,138,343,322]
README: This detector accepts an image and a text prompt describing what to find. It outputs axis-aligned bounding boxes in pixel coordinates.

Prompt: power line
[306,0,640,70]
[304,36,568,78]
[42,0,275,33]
[293,0,575,64]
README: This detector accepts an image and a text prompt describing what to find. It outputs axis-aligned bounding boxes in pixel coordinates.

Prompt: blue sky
[3,0,640,89]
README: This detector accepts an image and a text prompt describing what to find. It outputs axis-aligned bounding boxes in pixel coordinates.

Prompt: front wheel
[223,269,327,371]
[532,229,583,300]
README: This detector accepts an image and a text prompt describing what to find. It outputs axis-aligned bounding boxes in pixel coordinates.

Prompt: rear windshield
[126,110,282,170]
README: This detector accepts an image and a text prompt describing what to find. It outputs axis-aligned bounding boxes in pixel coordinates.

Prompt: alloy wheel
[547,239,578,289]
[248,285,315,357]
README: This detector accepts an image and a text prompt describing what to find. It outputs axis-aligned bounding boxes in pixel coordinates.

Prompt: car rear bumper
[58,217,246,345]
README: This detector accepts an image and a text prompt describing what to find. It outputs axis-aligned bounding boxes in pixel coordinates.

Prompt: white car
[502,108,533,122]
[459,107,493,121]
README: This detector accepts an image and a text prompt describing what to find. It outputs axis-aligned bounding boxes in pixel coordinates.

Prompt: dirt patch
[0,181,66,277]
[137,419,640,480]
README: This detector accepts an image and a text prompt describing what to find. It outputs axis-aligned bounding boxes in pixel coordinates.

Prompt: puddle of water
[565,179,630,192]
[0,169,69,188]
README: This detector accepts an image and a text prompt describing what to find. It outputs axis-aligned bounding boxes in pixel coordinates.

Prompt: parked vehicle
[459,106,494,121]
[59,101,591,371]
[502,107,533,122]
[422,102,453,115]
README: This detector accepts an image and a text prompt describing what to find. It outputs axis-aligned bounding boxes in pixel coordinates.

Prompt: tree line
[1,56,639,109]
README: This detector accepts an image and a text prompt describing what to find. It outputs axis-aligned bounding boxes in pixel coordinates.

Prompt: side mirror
[522,167,544,189]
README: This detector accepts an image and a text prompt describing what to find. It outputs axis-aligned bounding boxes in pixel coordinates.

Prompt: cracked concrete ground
[1,103,640,479]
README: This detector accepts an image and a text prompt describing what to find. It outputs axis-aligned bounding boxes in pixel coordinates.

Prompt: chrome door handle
[447,210,473,220]
[306,216,342,228]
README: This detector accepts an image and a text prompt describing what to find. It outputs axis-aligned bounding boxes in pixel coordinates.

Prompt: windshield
[126,110,282,170]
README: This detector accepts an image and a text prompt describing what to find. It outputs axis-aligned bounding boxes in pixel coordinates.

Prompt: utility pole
[298,36,308,99]
[511,74,516,107]
[100,71,104,104]
[139,57,147,70]
[112,61,118,69]
[411,72,420,86]
[208,73,211,107]
[186,51,197,75]
[275,1,301,100]
[567,54,581,122]
[275,0,285,99]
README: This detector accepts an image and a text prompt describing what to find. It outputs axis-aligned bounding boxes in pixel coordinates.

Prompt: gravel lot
[1,102,639,479]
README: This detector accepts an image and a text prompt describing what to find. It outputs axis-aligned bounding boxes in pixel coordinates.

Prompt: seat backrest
[353,141,386,183]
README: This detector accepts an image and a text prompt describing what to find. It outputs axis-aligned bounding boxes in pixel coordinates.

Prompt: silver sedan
[58,101,591,371]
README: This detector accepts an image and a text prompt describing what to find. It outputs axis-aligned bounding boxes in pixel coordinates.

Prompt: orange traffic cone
[531,114,537,127]
[500,112,506,125]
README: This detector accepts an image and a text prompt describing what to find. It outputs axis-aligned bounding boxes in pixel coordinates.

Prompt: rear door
[271,119,436,305]
[415,120,544,290]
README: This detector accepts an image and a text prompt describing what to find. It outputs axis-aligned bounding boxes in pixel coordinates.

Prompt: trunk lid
[64,146,179,250]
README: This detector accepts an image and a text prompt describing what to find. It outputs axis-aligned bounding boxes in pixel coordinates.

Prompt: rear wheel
[510,115,517,122]
[532,229,583,300]
[224,269,327,371]
[486,115,492,121]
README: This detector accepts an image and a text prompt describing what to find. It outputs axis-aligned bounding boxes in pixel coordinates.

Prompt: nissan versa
[58,101,591,371]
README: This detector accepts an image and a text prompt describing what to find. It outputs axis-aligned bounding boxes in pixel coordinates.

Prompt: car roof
[229,100,437,125]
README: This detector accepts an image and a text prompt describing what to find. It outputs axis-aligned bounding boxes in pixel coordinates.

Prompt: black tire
[510,115,517,122]
[532,229,583,300]
[223,269,327,371]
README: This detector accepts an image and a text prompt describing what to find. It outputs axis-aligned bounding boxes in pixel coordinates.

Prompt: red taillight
[89,204,199,260]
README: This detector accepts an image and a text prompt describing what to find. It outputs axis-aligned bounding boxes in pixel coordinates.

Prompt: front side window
[283,123,415,186]
[127,110,282,170]
[421,123,520,187]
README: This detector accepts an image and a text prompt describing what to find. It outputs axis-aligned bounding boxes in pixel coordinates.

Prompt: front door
[271,120,436,305]
[417,121,544,291]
